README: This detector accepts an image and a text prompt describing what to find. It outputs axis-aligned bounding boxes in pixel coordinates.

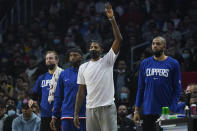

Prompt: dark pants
[142,115,160,131]
[40,117,61,131]
[62,119,86,131]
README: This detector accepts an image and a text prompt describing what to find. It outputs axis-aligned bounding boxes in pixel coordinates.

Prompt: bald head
[153,36,166,47]
[152,36,167,58]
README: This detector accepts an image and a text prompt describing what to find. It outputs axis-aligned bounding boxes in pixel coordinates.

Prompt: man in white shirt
[74,3,122,131]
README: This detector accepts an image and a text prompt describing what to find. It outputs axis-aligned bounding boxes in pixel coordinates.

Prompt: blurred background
[0,0,197,130]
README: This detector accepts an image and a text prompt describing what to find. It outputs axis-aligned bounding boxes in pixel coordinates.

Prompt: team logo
[41,80,51,87]
[146,68,169,77]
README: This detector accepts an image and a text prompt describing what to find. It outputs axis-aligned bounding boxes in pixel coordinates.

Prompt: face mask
[8,110,15,116]
[46,64,55,70]
[182,53,190,59]
[120,93,128,100]
[90,50,100,59]
[53,39,61,45]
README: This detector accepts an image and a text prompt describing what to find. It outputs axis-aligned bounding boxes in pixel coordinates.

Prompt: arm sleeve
[77,66,85,85]
[12,119,18,131]
[52,73,64,118]
[135,62,145,107]
[36,118,41,131]
[32,75,43,101]
[170,61,182,113]
[102,48,119,66]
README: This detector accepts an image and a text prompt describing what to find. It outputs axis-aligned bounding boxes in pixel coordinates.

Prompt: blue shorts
[62,119,86,131]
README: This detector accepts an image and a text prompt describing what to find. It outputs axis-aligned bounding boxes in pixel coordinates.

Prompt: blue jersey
[52,67,86,119]
[33,72,53,117]
[135,56,182,115]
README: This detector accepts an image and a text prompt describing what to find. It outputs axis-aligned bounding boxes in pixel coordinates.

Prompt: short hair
[66,48,83,56]
[118,104,128,112]
[45,51,59,60]
[153,36,166,46]
[89,40,104,49]
[118,104,128,109]
[6,97,17,105]
[21,103,31,109]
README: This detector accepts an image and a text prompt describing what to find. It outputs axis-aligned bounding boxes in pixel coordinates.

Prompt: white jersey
[77,48,118,108]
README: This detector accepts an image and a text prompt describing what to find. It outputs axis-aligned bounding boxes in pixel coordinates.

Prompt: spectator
[25,55,39,80]
[117,105,135,131]
[16,90,28,114]
[12,103,41,131]
[31,101,40,116]
[117,87,132,110]
[83,23,102,49]
[0,77,14,98]
[184,38,196,52]
[6,97,17,108]
[0,90,4,99]
[162,20,182,42]
[0,100,7,131]
[114,60,133,101]
[180,48,194,71]
[3,105,18,131]
[186,83,197,105]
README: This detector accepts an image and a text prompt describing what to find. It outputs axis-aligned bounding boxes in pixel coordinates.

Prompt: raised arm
[74,84,86,128]
[105,3,123,54]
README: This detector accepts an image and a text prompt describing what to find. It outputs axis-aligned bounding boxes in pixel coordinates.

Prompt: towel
[48,66,63,103]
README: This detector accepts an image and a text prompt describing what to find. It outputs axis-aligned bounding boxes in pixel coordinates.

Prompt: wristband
[52,117,57,120]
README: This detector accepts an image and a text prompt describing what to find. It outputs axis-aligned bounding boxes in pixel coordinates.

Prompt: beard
[70,61,81,68]
[152,49,164,58]
[118,111,127,117]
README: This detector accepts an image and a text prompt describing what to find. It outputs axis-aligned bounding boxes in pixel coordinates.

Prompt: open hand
[105,3,114,19]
